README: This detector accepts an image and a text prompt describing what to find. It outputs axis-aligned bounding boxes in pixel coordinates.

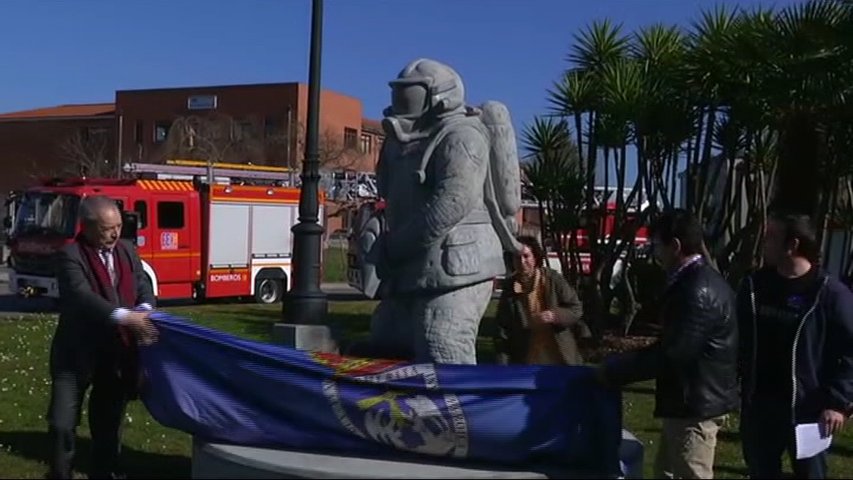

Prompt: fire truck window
[157,201,184,229]
[134,200,148,229]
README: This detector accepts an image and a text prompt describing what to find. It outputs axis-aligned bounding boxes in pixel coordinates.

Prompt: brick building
[0,82,386,234]
[114,83,382,172]
[0,103,116,195]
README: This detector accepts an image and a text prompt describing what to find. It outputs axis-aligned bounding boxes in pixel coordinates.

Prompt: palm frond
[568,19,630,72]
[546,69,598,116]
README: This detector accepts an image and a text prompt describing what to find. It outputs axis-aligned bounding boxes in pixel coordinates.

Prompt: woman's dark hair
[769,212,821,264]
[517,235,546,266]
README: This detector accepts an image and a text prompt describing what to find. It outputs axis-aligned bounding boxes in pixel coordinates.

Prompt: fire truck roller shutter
[254,268,286,304]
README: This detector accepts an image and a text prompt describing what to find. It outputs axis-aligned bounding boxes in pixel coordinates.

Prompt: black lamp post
[283,0,328,324]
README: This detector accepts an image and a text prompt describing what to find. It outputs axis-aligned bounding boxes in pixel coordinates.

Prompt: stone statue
[362,58,522,364]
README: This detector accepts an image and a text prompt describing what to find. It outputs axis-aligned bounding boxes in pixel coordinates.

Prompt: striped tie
[101,248,117,287]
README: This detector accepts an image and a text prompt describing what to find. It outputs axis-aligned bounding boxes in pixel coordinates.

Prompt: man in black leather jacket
[600,209,739,479]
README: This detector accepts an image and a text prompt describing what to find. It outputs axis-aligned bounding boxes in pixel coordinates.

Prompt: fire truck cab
[7,160,317,304]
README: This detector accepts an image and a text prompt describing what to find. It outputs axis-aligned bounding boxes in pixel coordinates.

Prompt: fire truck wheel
[255,277,283,304]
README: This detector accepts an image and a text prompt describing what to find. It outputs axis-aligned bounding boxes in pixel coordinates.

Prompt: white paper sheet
[795,423,833,459]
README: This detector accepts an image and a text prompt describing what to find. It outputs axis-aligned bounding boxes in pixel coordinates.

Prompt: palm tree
[521,117,585,285]
[530,0,853,337]
[769,1,852,227]
[683,5,741,215]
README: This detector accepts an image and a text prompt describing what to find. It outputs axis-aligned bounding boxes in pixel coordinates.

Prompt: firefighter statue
[360,58,522,364]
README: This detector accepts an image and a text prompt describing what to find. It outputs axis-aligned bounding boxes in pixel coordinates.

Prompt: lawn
[1,302,851,479]
[322,246,348,283]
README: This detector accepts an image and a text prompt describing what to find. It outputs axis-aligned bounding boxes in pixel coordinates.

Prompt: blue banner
[138,313,624,476]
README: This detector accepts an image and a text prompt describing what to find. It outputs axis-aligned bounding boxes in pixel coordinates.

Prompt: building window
[154,121,171,143]
[264,117,282,138]
[134,121,144,144]
[157,201,184,229]
[187,94,218,110]
[83,127,110,140]
[360,133,373,154]
[231,120,254,141]
[240,121,253,139]
[344,128,358,149]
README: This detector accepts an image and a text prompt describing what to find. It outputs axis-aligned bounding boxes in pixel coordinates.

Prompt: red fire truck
[6,160,319,304]
[540,196,651,278]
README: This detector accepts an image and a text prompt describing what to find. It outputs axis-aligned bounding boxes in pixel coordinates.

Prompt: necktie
[101,248,117,287]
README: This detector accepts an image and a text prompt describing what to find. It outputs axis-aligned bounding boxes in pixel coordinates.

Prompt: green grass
[322,246,348,283]
[0,303,851,478]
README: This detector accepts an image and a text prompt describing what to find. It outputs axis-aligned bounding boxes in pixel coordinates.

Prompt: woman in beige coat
[494,236,590,365]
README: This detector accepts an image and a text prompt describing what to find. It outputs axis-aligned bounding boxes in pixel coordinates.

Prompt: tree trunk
[773,113,823,216]
[585,271,606,343]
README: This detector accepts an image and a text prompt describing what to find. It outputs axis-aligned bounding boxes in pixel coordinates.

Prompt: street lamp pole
[283,0,328,325]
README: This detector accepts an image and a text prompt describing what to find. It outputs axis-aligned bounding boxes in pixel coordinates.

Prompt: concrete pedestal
[272,323,338,354]
[191,430,644,479]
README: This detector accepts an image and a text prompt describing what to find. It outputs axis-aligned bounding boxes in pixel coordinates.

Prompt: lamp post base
[272,321,337,354]
[277,290,333,352]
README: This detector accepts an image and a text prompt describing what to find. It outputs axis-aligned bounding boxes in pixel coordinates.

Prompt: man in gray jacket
[46,195,157,479]
[367,59,508,364]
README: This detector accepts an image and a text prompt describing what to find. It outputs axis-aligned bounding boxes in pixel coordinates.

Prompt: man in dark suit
[46,195,157,479]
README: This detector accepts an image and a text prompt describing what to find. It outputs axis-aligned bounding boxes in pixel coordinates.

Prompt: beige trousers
[654,415,726,479]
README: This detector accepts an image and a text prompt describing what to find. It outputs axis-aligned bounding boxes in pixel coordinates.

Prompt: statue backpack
[477,101,523,255]
[414,101,523,255]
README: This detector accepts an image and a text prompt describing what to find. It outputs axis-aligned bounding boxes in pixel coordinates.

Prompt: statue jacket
[375,114,505,293]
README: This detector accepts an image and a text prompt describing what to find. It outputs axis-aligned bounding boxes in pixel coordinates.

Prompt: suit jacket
[494,268,590,365]
[50,239,155,376]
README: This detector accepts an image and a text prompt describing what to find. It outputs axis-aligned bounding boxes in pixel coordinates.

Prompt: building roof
[115,82,301,95]
[362,118,383,135]
[0,103,115,121]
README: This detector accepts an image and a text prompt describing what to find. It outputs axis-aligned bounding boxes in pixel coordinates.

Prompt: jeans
[741,401,828,479]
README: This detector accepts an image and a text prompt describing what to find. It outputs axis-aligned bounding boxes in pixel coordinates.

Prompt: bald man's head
[79,195,122,249]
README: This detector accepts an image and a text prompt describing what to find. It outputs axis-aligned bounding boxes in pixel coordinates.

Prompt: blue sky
[1,0,797,180]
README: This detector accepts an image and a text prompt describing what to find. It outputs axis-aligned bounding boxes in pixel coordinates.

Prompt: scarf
[514,267,563,364]
[76,235,136,308]
[76,235,140,398]
[513,267,546,324]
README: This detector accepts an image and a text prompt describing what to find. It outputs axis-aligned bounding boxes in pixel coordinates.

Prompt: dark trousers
[741,401,828,479]
[47,359,128,479]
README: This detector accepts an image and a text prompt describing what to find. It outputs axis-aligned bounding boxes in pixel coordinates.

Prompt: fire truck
[6,160,320,304]
[541,193,651,278]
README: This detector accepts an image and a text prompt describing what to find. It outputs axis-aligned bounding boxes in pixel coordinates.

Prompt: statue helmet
[387,59,465,119]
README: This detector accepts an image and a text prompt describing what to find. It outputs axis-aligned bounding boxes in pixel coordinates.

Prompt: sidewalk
[0,268,362,298]
[0,272,497,300]
[0,267,355,290]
